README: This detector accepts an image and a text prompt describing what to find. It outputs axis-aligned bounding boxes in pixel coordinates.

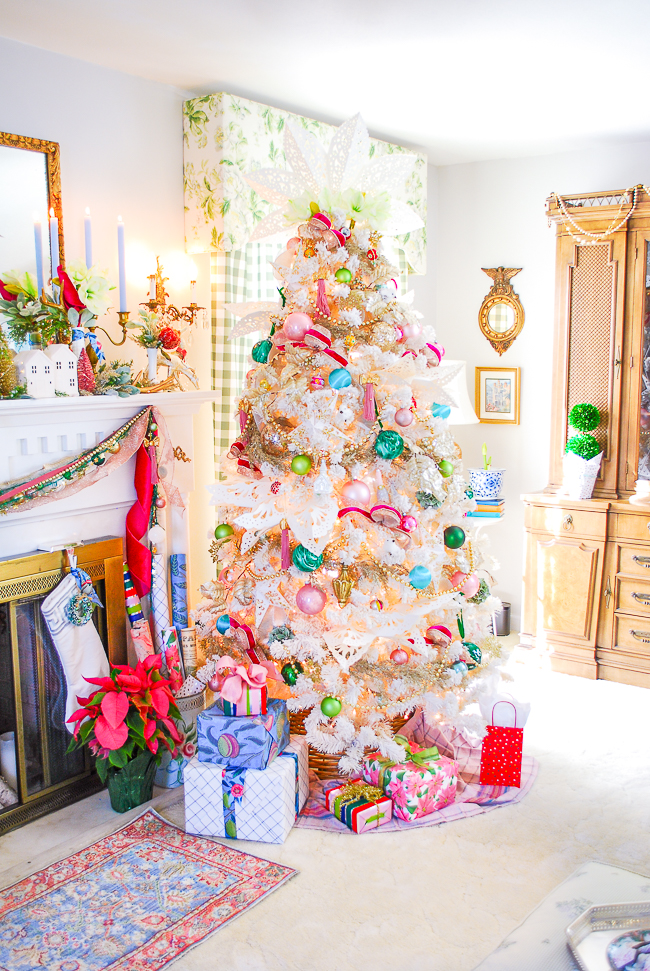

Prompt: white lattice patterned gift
[184,735,309,844]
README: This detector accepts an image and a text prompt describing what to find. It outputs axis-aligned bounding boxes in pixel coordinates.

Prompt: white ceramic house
[44,343,79,396]
[13,348,56,398]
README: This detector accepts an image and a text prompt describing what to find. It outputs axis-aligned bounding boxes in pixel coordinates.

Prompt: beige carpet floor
[1,639,649,971]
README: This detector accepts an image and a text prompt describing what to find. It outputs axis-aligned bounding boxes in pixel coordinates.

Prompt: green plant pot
[106,749,157,813]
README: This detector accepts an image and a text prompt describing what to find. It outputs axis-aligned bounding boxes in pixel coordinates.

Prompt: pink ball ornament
[394,325,405,343]
[341,479,371,506]
[390,648,409,665]
[394,407,414,427]
[311,374,325,389]
[155,496,166,509]
[425,624,453,647]
[401,320,421,340]
[401,515,418,532]
[286,237,300,253]
[283,312,312,340]
[208,675,221,693]
[450,571,481,598]
[296,583,327,615]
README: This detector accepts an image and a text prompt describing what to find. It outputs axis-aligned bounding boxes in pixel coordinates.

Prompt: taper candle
[33,215,44,297]
[49,208,59,290]
[84,208,92,267]
[117,216,126,312]
[149,274,156,301]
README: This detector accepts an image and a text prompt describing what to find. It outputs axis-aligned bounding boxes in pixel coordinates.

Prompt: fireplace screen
[0,537,125,835]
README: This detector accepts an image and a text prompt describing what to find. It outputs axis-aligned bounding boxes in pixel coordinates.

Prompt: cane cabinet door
[621,231,650,493]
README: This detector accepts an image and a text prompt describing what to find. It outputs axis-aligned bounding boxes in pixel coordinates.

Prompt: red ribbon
[125,443,154,598]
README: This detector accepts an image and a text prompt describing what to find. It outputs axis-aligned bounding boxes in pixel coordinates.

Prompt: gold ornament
[232,575,254,606]
[372,320,397,349]
[344,334,357,350]
[332,564,355,607]
[260,424,284,456]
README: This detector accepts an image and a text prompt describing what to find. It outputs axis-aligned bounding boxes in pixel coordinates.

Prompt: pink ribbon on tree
[214,656,269,707]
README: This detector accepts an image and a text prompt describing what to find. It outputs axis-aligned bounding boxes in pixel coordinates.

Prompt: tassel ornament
[316,278,331,317]
[281,519,290,570]
[363,380,376,422]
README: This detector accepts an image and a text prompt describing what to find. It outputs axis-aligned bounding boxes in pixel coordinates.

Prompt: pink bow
[214,656,268,706]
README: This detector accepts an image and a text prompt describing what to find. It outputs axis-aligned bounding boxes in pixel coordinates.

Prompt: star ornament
[243,114,425,243]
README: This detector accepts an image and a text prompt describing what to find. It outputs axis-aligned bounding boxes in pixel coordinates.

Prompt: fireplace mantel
[0,390,218,565]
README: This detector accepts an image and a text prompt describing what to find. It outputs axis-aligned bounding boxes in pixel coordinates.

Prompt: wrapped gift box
[222,683,267,717]
[362,740,458,822]
[185,736,309,843]
[197,697,289,770]
[325,779,393,833]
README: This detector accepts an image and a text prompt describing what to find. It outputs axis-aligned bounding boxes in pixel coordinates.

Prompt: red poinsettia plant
[66,654,182,783]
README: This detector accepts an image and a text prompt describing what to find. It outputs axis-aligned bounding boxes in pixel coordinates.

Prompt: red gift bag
[479,701,523,788]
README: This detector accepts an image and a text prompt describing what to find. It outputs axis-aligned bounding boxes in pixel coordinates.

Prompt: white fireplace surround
[0,391,217,574]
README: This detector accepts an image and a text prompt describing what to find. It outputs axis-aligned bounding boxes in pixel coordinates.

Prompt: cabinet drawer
[613,615,650,655]
[616,577,650,614]
[612,512,650,543]
[618,546,650,577]
[529,505,606,538]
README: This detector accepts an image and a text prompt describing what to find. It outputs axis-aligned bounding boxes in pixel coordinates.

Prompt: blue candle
[84,207,92,267]
[33,216,44,297]
[117,216,126,312]
[49,208,59,298]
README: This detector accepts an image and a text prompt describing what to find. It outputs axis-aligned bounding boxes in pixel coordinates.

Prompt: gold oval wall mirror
[478,266,524,355]
[0,131,64,286]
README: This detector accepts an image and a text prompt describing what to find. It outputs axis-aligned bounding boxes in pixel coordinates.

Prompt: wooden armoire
[522,186,650,688]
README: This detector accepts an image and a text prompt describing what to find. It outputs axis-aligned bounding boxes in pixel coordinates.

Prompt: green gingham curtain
[210,244,410,470]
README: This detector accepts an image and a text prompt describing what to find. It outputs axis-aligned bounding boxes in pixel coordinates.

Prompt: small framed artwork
[475,367,520,424]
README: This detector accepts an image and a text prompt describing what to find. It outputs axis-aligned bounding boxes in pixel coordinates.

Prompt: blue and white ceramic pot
[468,468,505,500]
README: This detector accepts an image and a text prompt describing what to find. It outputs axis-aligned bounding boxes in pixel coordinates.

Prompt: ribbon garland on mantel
[0,407,184,596]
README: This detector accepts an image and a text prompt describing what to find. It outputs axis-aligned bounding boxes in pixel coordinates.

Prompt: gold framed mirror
[0,132,64,285]
[478,267,524,355]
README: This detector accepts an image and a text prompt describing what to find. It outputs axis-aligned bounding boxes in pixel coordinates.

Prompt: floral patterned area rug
[295,714,539,833]
[0,809,296,970]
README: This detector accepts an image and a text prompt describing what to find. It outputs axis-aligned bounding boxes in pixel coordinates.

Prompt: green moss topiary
[566,433,601,460]
[568,403,600,433]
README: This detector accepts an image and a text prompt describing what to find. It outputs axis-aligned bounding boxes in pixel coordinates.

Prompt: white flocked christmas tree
[193,115,506,773]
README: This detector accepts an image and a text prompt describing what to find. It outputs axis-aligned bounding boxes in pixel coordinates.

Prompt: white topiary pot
[563,451,603,499]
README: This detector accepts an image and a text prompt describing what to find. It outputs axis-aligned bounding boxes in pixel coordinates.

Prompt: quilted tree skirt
[0,809,296,971]
[295,712,539,833]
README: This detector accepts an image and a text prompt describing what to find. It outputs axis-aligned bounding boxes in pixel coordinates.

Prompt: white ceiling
[3,0,650,164]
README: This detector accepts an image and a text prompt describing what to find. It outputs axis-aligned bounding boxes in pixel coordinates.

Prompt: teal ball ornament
[281,660,304,686]
[431,402,451,420]
[251,339,272,364]
[291,454,312,476]
[409,565,432,589]
[320,696,342,718]
[328,367,351,389]
[335,267,352,284]
[463,641,482,664]
[374,430,404,460]
[214,523,234,540]
[451,660,468,676]
[216,614,231,634]
[444,525,466,549]
[292,545,323,572]
[438,459,454,478]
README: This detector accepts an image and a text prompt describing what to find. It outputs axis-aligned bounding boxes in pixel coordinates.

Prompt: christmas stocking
[41,572,110,732]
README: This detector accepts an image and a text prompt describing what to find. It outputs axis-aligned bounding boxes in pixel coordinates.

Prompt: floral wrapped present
[325,779,393,833]
[154,687,205,789]
[362,734,458,822]
[197,696,289,770]
[212,655,268,717]
[185,736,308,843]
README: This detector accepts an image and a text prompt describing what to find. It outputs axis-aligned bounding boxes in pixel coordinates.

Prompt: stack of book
[466,498,504,519]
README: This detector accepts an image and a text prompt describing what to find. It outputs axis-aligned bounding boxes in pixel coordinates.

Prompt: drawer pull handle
[604,575,612,608]
[632,592,650,605]
[631,629,650,643]
[562,514,573,531]
[633,556,650,567]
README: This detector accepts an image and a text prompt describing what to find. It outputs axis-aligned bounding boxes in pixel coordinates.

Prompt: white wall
[412,141,650,627]
[0,37,215,604]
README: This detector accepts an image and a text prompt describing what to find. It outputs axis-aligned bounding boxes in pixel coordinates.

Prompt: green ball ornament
[443,525,466,549]
[292,545,323,572]
[335,267,352,284]
[463,641,482,664]
[281,660,304,686]
[374,429,404,460]
[438,459,454,478]
[320,696,342,718]
[214,523,234,540]
[291,454,312,476]
[251,339,272,364]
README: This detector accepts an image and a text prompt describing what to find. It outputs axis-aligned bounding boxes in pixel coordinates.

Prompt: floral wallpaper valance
[183,93,427,274]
